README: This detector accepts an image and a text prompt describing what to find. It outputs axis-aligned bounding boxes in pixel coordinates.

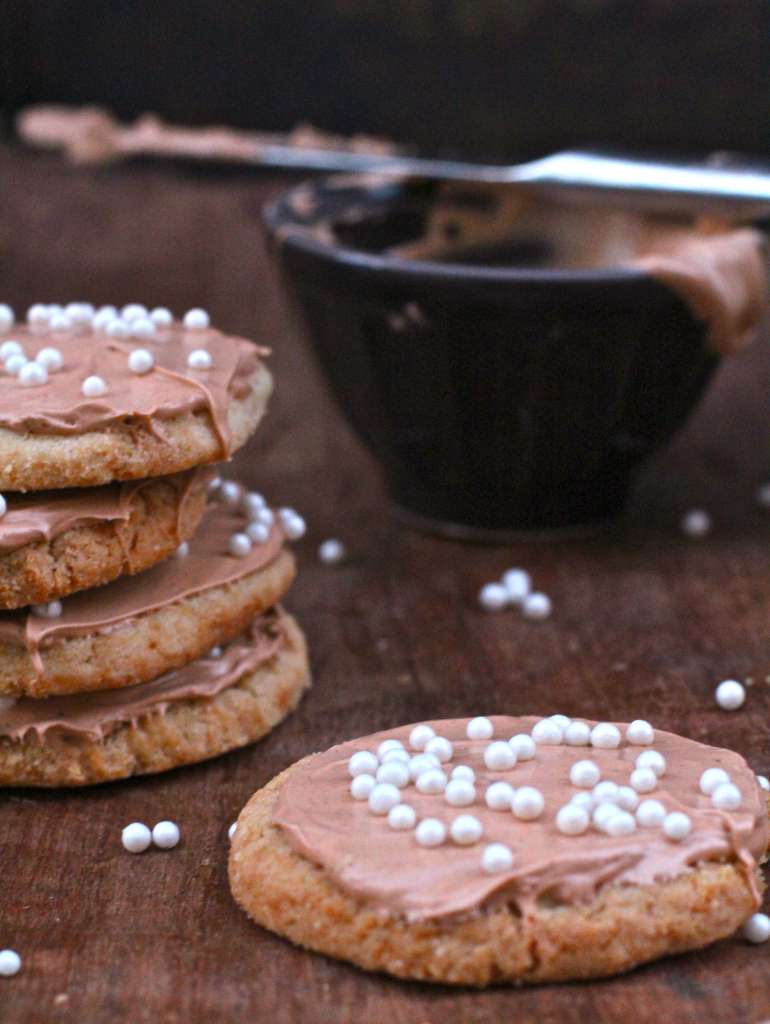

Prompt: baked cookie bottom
[229,765,768,987]
[0,612,310,787]
[0,471,209,609]
[0,364,272,491]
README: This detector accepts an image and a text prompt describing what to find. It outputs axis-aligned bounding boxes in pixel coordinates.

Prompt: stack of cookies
[0,301,311,787]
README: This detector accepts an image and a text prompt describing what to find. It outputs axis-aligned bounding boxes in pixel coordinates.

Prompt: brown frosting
[0,466,209,556]
[0,608,286,742]
[0,321,265,450]
[0,500,284,674]
[274,716,769,922]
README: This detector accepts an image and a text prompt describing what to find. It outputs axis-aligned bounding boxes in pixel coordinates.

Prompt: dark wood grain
[0,146,768,1024]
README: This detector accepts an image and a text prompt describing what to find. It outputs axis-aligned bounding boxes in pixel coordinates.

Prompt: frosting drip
[0,608,286,742]
[274,717,769,922]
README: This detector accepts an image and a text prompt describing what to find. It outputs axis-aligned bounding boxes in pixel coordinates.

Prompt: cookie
[0,608,310,786]
[0,467,210,609]
[230,715,769,986]
[0,496,299,697]
[0,305,271,490]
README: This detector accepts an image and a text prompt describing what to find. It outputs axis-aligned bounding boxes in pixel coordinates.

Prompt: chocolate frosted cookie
[0,495,301,698]
[0,304,271,490]
[230,715,769,986]
[0,608,310,786]
[0,467,210,609]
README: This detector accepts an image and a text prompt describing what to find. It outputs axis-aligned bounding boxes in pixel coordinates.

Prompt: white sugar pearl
[451,765,475,782]
[150,307,173,327]
[590,723,621,749]
[511,786,545,820]
[711,782,742,810]
[152,821,180,849]
[376,762,410,788]
[605,811,636,836]
[254,506,275,527]
[416,769,448,794]
[699,767,730,796]
[32,600,62,619]
[478,582,508,611]
[636,799,666,828]
[387,803,416,830]
[549,715,571,730]
[35,347,63,371]
[570,791,594,809]
[106,318,130,338]
[482,843,514,874]
[663,811,692,841]
[570,759,601,788]
[82,375,107,398]
[281,511,306,540]
[450,814,483,845]
[27,303,49,325]
[592,802,621,831]
[501,568,531,604]
[425,736,453,763]
[508,733,536,760]
[130,317,156,340]
[444,779,476,807]
[350,774,376,800]
[409,754,440,780]
[466,716,494,740]
[756,483,770,509]
[636,750,666,777]
[187,348,213,370]
[368,783,400,815]
[318,538,346,564]
[228,532,252,558]
[0,495,5,518]
[485,781,515,810]
[616,786,639,812]
[209,646,222,658]
[121,822,152,853]
[122,304,148,322]
[415,818,446,847]
[682,508,711,538]
[758,775,770,791]
[0,950,21,977]
[564,721,591,746]
[629,768,658,793]
[556,803,590,835]
[381,748,410,765]
[626,720,654,745]
[484,741,517,771]
[715,679,745,711]
[219,480,242,507]
[592,781,620,804]
[523,592,551,620]
[742,913,770,944]
[0,304,14,331]
[93,306,117,330]
[19,361,47,386]
[531,719,563,745]
[184,308,210,330]
[4,354,27,375]
[49,313,72,333]
[0,340,22,360]
[128,348,154,374]
[242,491,266,516]
[174,542,189,559]
[348,751,378,777]
[228,822,237,840]
[377,739,404,759]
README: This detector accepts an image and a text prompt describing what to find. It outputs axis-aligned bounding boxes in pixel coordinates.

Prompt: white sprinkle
[18,361,48,387]
[699,767,730,795]
[478,582,508,611]
[481,843,514,874]
[531,719,563,745]
[549,715,571,730]
[152,821,180,849]
[27,303,49,325]
[556,803,590,835]
[279,508,306,540]
[122,304,148,322]
[590,723,621,749]
[0,304,14,331]
[0,340,22,360]
[183,308,210,330]
[450,814,483,845]
[32,600,62,619]
[592,781,620,804]
[228,532,252,558]
[408,754,440,780]
[106,318,130,338]
[682,508,711,538]
[424,736,453,763]
[174,542,189,559]
[415,818,446,847]
[4,354,27,376]
[485,781,515,810]
[350,774,376,800]
[121,822,152,853]
[348,751,378,778]
[592,802,622,832]
[569,759,601,788]
[758,775,770,791]
[219,480,242,507]
[662,811,691,841]
[626,720,654,745]
[93,306,117,330]
[381,747,410,765]
[629,767,658,793]
[254,507,275,527]
[187,348,213,370]
[484,740,517,771]
[522,592,552,620]
[563,720,591,746]
[616,786,639,812]
[742,912,770,944]
[511,786,545,820]
[376,761,410,788]
[150,307,173,327]
[377,739,404,759]
[451,765,475,782]
[246,522,270,544]
[129,317,156,340]
[81,375,107,398]
[569,791,594,809]
[711,782,742,810]
[387,803,416,831]
[501,567,531,604]
[416,769,448,795]
[368,783,400,815]
[715,679,745,711]
[0,495,5,518]
[636,799,666,828]
[128,348,155,374]
[49,313,72,333]
[466,716,494,741]
[228,822,237,840]
[209,647,222,658]
[444,779,476,807]
[0,950,21,977]
[636,750,666,777]
[318,538,346,565]
[241,491,266,517]
[605,811,636,836]
[35,347,63,372]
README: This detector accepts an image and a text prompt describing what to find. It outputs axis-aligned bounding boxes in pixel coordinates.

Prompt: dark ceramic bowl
[264,176,718,538]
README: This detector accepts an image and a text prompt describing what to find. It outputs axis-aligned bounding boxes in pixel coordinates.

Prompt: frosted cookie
[0,492,305,697]
[0,303,271,490]
[0,607,310,786]
[0,467,210,609]
[230,715,769,986]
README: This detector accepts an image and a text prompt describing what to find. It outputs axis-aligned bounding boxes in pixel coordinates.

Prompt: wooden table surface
[0,145,768,1024]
